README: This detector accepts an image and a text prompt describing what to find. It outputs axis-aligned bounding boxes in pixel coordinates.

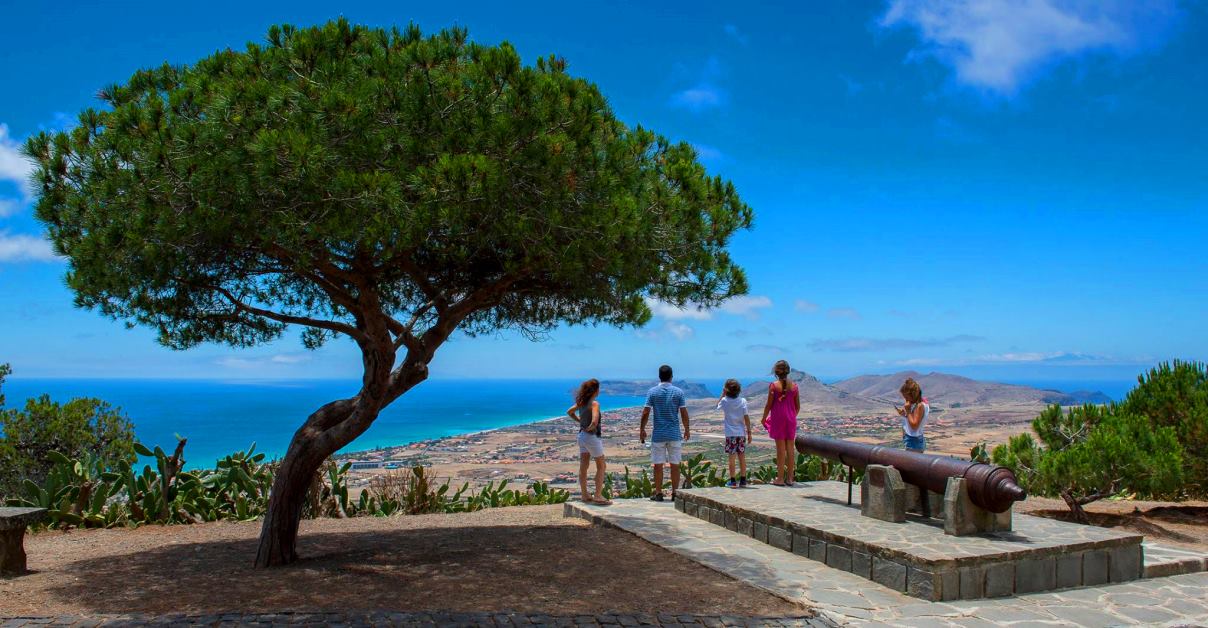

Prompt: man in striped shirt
[639,364,691,502]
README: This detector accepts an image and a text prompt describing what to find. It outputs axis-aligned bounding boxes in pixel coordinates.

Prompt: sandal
[592,496,613,506]
[582,495,597,503]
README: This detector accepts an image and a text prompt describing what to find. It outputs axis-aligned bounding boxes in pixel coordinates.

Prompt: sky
[0,0,1205,385]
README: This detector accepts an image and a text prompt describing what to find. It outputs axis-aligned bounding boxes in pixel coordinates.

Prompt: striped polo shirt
[645,382,686,443]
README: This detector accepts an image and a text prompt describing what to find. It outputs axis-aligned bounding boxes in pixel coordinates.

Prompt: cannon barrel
[795,434,1026,513]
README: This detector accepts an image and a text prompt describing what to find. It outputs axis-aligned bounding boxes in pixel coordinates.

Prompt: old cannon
[795,434,1026,534]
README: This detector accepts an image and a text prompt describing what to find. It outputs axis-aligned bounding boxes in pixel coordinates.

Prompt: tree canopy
[26,19,754,565]
[27,19,750,358]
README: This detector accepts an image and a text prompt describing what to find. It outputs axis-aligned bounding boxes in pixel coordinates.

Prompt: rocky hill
[597,380,714,399]
[831,371,1111,407]
[739,370,886,413]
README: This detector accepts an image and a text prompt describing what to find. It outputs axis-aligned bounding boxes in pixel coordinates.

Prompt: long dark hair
[773,360,792,399]
[576,378,600,407]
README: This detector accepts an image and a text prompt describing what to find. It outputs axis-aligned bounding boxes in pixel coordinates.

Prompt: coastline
[335,401,649,461]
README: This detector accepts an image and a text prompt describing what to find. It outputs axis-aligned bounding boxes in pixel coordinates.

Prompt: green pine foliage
[1118,361,1208,496]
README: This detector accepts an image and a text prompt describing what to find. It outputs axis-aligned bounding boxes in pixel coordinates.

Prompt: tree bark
[1060,489,1096,525]
[254,355,432,567]
[254,399,360,567]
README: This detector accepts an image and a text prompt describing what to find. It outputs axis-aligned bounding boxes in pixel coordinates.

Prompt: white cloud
[645,297,712,320]
[670,85,726,111]
[794,299,820,313]
[646,295,772,321]
[270,354,312,364]
[216,353,313,369]
[810,334,984,352]
[0,124,34,199]
[635,320,696,342]
[0,231,58,262]
[717,295,773,320]
[666,321,694,340]
[880,0,1176,94]
[827,307,862,320]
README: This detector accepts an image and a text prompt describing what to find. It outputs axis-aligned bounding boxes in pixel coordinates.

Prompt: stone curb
[0,611,835,628]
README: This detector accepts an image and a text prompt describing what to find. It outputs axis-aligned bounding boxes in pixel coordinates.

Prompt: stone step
[1144,541,1208,578]
[673,481,1147,602]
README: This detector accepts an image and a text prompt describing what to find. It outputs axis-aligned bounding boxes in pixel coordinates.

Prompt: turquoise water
[1,379,645,469]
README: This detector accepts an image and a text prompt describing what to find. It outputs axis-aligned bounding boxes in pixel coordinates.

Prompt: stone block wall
[673,492,1143,602]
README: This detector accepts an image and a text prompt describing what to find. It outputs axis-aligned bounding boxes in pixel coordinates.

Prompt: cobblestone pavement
[565,497,1208,627]
[0,612,834,627]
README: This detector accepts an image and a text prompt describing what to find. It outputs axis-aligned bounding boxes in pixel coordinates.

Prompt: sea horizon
[2,374,1139,470]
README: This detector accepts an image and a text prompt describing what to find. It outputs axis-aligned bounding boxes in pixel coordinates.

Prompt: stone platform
[674,481,1144,601]
[564,495,1208,626]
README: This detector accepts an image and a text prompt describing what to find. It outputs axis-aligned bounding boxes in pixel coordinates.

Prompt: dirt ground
[0,505,804,616]
[1016,495,1208,551]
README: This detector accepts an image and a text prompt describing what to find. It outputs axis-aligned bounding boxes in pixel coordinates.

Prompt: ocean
[1,376,1138,470]
[0,378,645,469]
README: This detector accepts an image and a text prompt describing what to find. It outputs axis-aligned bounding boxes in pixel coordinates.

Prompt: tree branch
[209,285,366,342]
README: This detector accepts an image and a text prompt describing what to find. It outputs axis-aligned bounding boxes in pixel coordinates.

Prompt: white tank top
[902,401,929,437]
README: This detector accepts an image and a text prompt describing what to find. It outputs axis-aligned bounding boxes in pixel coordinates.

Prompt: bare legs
[593,457,610,503]
[651,462,682,495]
[579,452,592,501]
[774,439,793,484]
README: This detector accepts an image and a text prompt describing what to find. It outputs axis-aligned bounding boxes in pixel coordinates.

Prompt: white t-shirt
[902,401,929,437]
[717,396,749,438]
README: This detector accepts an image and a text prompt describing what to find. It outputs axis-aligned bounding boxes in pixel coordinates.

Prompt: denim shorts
[903,434,926,451]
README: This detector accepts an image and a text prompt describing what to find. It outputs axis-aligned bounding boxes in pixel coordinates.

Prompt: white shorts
[578,432,605,458]
[650,440,683,465]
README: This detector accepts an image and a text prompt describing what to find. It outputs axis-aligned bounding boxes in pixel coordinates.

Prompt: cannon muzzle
[795,434,1026,513]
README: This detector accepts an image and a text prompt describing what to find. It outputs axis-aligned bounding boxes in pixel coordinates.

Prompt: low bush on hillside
[6,439,569,529]
[599,452,861,499]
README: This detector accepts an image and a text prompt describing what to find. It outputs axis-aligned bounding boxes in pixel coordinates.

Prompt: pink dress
[765,382,799,440]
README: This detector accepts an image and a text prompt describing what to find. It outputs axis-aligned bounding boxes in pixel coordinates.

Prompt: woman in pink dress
[760,360,801,486]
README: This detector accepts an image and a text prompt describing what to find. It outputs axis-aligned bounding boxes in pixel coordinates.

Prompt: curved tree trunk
[254,356,432,567]
[255,437,335,565]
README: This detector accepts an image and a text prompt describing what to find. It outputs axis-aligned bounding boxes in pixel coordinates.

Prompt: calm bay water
[2,376,1136,470]
[1,378,645,469]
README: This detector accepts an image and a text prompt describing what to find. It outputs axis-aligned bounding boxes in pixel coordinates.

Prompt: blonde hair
[900,378,922,404]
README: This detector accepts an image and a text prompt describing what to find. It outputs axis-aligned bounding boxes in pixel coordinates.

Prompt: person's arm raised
[908,403,924,431]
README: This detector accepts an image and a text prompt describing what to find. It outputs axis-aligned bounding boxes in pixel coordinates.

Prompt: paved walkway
[0,612,832,627]
[565,499,1208,627]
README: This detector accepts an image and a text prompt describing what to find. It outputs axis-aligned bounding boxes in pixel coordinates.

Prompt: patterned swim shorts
[724,436,746,454]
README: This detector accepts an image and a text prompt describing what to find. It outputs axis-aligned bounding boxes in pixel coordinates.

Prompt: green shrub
[6,439,569,529]
[993,403,1184,522]
[1118,361,1208,496]
[0,386,136,499]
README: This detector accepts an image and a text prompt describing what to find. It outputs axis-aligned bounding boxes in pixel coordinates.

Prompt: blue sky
[1,0,1205,384]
